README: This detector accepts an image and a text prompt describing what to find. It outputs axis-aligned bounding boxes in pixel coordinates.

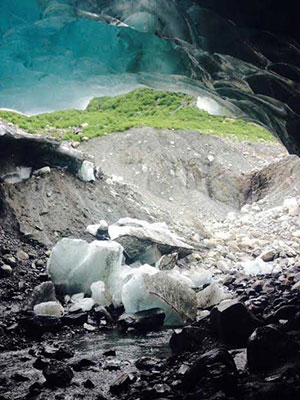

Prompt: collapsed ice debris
[241,258,281,276]
[77,160,96,182]
[47,220,198,326]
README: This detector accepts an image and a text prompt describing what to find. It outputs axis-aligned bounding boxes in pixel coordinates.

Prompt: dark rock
[268,305,299,323]
[103,349,116,357]
[182,348,237,393]
[245,381,299,400]
[103,359,121,371]
[0,264,12,277]
[27,382,43,398]
[93,306,114,325]
[62,312,87,326]
[110,373,136,395]
[31,281,57,307]
[210,300,263,347]
[208,392,227,400]
[83,379,95,389]
[142,383,172,399]
[11,373,29,382]
[20,312,62,335]
[42,360,73,387]
[135,357,161,371]
[2,255,17,267]
[118,308,165,332]
[283,311,300,332]
[33,356,49,370]
[72,358,96,372]
[95,227,110,241]
[247,325,298,371]
[169,326,205,353]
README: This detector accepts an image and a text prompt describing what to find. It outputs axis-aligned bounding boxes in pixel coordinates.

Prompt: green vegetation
[0,89,275,142]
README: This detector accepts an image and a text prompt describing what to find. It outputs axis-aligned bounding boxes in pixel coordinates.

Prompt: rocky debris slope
[80,127,291,223]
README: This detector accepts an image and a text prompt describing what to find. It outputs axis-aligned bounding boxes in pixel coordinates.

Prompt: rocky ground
[1,127,300,399]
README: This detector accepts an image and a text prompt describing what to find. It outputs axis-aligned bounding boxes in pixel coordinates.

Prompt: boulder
[86,220,110,240]
[247,325,298,371]
[182,348,237,393]
[156,253,178,270]
[43,360,73,387]
[109,218,193,265]
[20,313,62,336]
[283,197,300,216]
[62,312,88,326]
[169,326,205,353]
[110,373,136,395]
[210,300,262,347]
[33,166,51,176]
[260,249,277,262]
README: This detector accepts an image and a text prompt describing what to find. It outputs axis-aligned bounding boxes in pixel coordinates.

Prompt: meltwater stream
[0,330,171,398]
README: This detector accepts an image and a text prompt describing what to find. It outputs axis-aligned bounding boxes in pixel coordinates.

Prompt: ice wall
[1,0,300,152]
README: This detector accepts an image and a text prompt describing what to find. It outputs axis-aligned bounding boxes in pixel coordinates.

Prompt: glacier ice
[90,281,112,307]
[34,301,64,317]
[197,283,230,309]
[122,270,197,326]
[166,266,213,289]
[47,238,124,295]
[77,160,96,182]
[69,297,95,312]
[241,258,281,276]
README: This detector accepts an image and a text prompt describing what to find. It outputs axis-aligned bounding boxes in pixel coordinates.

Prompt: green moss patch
[0,89,275,142]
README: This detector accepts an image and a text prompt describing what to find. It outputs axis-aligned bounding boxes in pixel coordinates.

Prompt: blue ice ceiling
[0,0,300,153]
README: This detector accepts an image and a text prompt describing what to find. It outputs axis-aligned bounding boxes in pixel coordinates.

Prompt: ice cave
[1,0,300,153]
[1,1,300,399]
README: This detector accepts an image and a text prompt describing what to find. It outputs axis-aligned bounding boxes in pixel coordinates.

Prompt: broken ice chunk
[122,270,197,326]
[47,239,124,295]
[69,297,95,312]
[197,283,230,309]
[34,301,64,317]
[77,160,96,182]
[241,258,280,276]
[90,281,112,307]
[182,266,213,288]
